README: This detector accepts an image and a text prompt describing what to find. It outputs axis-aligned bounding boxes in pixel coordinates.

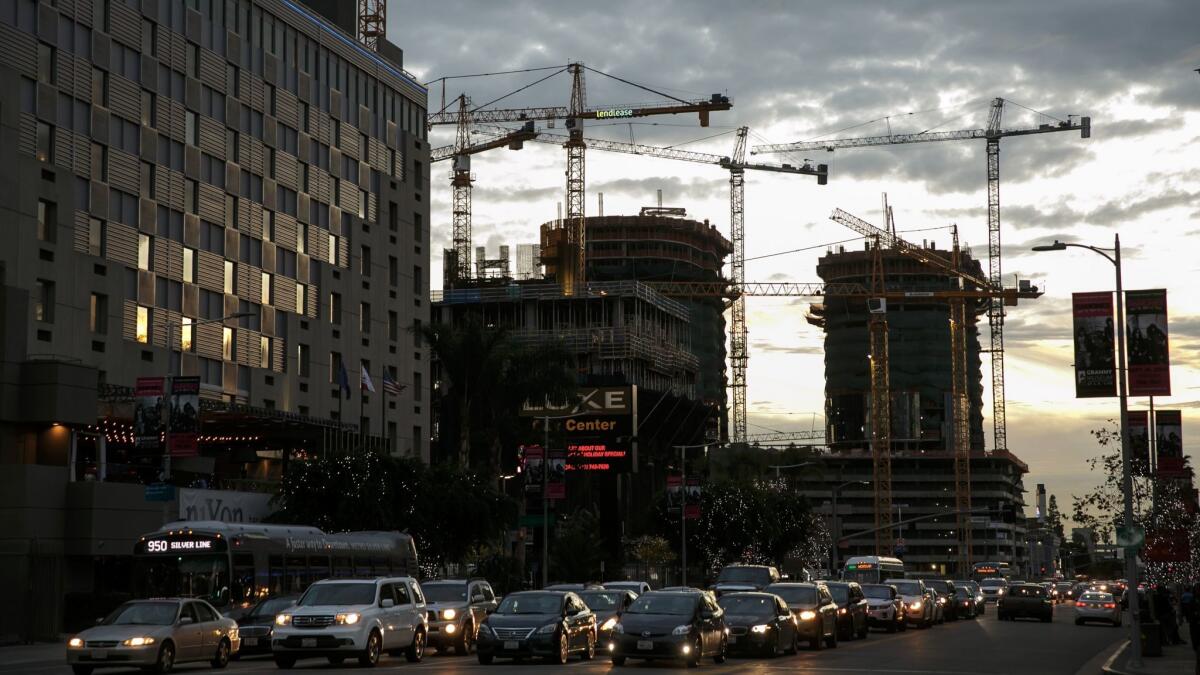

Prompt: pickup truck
[997,583,1053,622]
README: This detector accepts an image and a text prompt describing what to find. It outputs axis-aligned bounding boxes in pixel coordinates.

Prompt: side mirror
[381,598,395,608]
[94,617,104,625]
[179,616,194,625]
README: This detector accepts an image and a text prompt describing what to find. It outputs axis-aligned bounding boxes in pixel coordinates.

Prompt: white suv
[272,577,428,668]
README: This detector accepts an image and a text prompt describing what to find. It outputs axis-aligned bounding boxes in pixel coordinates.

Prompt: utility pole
[674,443,710,587]
[540,410,586,588]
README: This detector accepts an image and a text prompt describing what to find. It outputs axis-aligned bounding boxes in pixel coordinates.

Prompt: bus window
[308,556,331,583]
[232,553,256,606]
[354,556,372,578]
[285,556,306,592]
[269,555,285,595]
[371,557,389,575]
[333,556,352,578]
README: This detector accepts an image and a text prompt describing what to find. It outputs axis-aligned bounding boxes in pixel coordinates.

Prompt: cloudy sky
[389,1,1200,521]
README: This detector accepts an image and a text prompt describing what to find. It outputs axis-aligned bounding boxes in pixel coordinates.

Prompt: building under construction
[796,241,1032,577]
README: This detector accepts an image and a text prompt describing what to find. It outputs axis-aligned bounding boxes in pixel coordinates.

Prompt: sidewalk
[0,641,65,666]
[1104,639,1195,675]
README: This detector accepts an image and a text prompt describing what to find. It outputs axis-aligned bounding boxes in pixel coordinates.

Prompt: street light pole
[540,410,587,588]
[673,443,711,587]
[1032,234,1139,667]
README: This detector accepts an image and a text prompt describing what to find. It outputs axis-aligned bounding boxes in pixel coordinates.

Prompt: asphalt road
[12,602,1126,675]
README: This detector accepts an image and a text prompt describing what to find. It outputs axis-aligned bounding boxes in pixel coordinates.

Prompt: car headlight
[798,610,816,621]
[335,613,360,625]
[936,597,946,605]
[750,624,769,633]
[275,614,292,626]
[976,595,984,603]
[536,623,558,634]
[838,608,847,615]
[442,608,457,621]
[612,622,624,635]
[997,588,1006,595]
[600,617,617,632]
[68,637,84,648]
[122,637,156,647]
[672,624,691,636]
[910,602,922,610]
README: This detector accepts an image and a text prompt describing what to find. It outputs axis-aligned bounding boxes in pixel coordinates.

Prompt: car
[1067,582,1091,602]
[954,580,985,615]
[235,595,298,657]
[66,598,240,675]
[925,588,945,624]
[710,564,781,595]
[475,591,596,665]
[609,590,728,667]
[272,577,428,668]
[420,578,498,655]
[862,584,907,632]
[577,589,637,646]
[954,587,979,619]
[1074,592,1122,627]
[979,577,1009,603]
[659,586,719,602]
[717,592,798,657]
[763,582,838,650]
[603,581,652,596]
[885,578,935,628]
[545,583,605,591]
[823,582,869,640]
[1054,582,1074,604]
[997,583,1053,622]
[924,580,960,621]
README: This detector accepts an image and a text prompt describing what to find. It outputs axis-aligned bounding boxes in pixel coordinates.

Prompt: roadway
[9,602,1125,675]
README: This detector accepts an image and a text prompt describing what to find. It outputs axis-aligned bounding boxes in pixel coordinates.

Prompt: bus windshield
[134,554,229,608]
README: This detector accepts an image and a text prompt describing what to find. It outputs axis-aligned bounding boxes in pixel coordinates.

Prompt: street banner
[522,446,544,493]
[547,450,566,500]
[666,474,683,513]
[1155,410,1185,478]
[1144,529,1190,563]
[1129,411,1150,476]
[168,376,201,457]
[1125,290,1171,396]
[684,477,702,520]
[134,377,165,448]
[1072,292,1117,398]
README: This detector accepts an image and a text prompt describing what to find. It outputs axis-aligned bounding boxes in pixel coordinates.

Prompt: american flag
[382,370,406,396]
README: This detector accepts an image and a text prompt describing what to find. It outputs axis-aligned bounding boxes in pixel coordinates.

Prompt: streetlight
[161,312,253,480]
[830,480,870,574]
[1032,234,1141,666]
[673,443,710,587]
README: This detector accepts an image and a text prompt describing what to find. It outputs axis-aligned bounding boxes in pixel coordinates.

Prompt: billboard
[523,387,637,473]
[134,377,165,448]
[667,474,683,513]
[1125,290,1171,396]
[1156,410,1184,478]
[522,446,544,493]
[168,376,201,457]
[1129,411,1150,476]
[1072,292,1116,398]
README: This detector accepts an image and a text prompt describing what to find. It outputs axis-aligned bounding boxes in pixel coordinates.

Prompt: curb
[1102,640,1132,675]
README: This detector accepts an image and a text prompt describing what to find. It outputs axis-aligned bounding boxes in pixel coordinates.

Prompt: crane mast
[563,64,588,295]
[451,95,474,284]
[729,128,749,444]
[868,236,894,556]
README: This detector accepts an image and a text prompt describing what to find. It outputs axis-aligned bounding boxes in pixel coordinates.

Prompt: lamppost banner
[521,446,544,493]
[169,376,201,457]
[547,450,566,500]
[1155,410,1184,478]
[1129,411,1150,477]
[684,477,702,520]
[1125,289,1171,396]
[1071,292,1117,398]
[134,377,165,448]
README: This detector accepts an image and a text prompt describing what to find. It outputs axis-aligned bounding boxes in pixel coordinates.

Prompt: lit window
[37,200,55,242]
[261,272,271,305]
[89,293,107,334]
[328,233,337,264]
[224,260,235,294]
[260,336,270,368]
[295,282,305,315]
[222,326,233,360]
[181,317,193,351]
[183,248,195,283]
[296,223,306,254]
[138,234,151,270]
[136,306,149,343]
[34,279,54,322]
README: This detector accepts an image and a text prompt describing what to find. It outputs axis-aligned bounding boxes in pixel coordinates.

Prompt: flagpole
[380,380,387,453]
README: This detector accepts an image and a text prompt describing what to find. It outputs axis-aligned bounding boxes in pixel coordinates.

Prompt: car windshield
[578,592,622,610]
[104,602,178,626]
[980,579,1007,588]
[299,583,376,607]
[627,594,698,616]
[1010,586,1044,598]
[718,596,774,618]
[717,568,770,584]
[421,584,468,603]
[827,586,849,604]
[890,581,922,596]
[862,586,893,600]
[496,594,561,615]
[955,587,972,598]
[250,597,296,618]
[925,580,950,593]
[767,586,816,606]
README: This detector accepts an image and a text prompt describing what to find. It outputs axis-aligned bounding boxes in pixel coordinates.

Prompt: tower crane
[474,124,827,443]
[426,63,733,294]
[753,98,1090,455]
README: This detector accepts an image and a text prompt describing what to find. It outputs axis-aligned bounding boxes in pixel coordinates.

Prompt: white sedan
[1074,592,1122,626]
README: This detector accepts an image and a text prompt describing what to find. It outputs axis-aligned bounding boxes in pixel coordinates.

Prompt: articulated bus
[842,556,906,584]
[133,521,418,614]
[971,561,1012,582]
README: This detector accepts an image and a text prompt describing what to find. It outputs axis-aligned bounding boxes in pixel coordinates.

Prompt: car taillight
[1103,603,1116,609]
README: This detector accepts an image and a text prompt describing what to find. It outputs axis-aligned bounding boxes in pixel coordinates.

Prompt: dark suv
[421,578,499,655]
[710,565,781,596]
[923,580,960,621]
[823,582,869,640]
[765,583,838,650]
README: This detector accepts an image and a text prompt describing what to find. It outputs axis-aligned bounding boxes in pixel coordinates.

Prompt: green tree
[1046,494,1065,541]
[551,507,608,583]
[627,535,676,568]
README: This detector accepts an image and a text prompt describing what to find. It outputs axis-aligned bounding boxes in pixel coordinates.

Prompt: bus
[971,561,1012,582]
[133,521,418,614]
[842,556,906,584]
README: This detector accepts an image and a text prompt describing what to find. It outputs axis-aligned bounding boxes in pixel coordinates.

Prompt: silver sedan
[65,598,239,674]
[1073,592,1122,626]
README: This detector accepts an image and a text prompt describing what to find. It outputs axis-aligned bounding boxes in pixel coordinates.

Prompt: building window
[136,305,150,343]
[37,200,56,242]
[329,292,341,324]
[413,425,422,457]
[413,212,422,241]
[224,260,235,294]
[263,211,274,242]
[329,351,341,383]
[183,247,195,283]
[360,245,371,276]
[297,343,310,377]
[138,234,151,270]
[181,316,193,351]
[185,110,197,146]
[295,281,305,315]
[260,335,270,368]
[413,266,422,294]
[90,293,108,334]
[34,279,55,322]
[35,121,53,162]
[388,311,398,341]
[88,218,104,256]
[358,190,367,219]
[413,371,422,401]
[261,272,271,305]
[360,302,370,334]
[327,233,337,264]
[388,256,397,286]
[38,43,55,84]
[413,318,422,347]
[222,326,234,360]
[296,223,306,254]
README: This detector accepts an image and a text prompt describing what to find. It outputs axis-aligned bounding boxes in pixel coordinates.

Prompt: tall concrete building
[0,0,429,640]
[515,242,541,280]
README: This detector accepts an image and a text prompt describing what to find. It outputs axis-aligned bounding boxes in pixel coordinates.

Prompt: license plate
[727,636,737,644]
[503,640,519,651]
[301,638,317,648]
[637,640,654,651]
[242,638,257,647]
[91,650,108,660]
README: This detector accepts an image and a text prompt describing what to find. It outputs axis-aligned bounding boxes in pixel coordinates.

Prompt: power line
[745,236,866,263]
